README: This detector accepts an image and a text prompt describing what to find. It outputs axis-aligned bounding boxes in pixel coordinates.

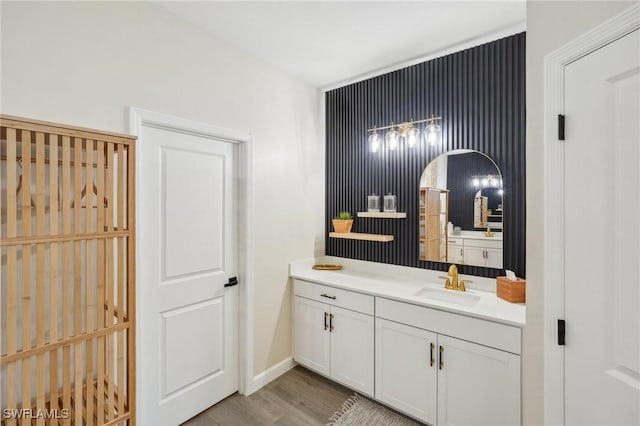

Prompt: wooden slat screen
[1,115,136,426]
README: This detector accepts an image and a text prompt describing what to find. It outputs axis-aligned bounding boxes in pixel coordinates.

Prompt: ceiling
[154,1,526,88]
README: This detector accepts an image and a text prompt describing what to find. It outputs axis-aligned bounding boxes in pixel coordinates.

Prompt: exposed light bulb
[482,177,489,187]
[407,127,419,148]
[386,128,399,150]
[368,131,380,153]
[472,178,480,187]
[499,189,504,196]
[425,122,441,146]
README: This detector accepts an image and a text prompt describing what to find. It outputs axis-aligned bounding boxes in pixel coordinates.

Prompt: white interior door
[564,29,639,426]
[138,123,238,425]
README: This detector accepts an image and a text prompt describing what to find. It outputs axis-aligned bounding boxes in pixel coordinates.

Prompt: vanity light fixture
[367,115,442,153]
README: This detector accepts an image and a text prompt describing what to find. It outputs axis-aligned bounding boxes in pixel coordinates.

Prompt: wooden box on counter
[496,276,526,303]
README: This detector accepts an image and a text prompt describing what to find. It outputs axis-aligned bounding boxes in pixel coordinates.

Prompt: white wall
[524,1,635,424]
[0,0,324,381]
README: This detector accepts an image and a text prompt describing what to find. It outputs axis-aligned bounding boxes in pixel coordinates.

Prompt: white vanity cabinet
[375,298,521,426]
[293,280,375,396]
[464,238,503,269]
[448,237,503,268]
[376,318,438,425]
[436,335,520,426]
[446,238,464,264]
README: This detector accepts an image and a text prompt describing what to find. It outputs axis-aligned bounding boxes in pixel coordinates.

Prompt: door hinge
[558,319,566,345]
[558,114,565,141]
[225,276,239,287]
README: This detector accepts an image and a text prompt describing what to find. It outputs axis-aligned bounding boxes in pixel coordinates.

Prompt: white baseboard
[246,357,296,395]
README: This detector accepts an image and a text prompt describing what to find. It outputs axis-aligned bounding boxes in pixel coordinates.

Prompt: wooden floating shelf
[357,212,407,218]
[329,232,394,242]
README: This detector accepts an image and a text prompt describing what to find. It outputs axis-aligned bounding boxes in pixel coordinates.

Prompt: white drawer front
[376,297,520,354]
[447,238,463,246]
[463,238,503,249]
[294,279,374,315]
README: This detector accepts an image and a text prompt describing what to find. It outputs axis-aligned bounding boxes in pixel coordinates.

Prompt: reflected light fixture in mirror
[367,116,442,153]
[472,174,503,189]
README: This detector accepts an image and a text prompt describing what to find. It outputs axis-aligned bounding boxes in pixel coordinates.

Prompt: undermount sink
[414,287,481,306]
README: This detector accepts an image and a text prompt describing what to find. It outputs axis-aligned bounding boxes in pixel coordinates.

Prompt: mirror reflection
[418,150,503,268]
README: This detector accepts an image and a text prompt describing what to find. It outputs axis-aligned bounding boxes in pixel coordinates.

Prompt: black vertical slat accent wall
[325,32,526,278]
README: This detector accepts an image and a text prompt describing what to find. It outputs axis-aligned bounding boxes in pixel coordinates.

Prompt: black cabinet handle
[321,293,336,300]
[439,345,444,370]
[225,276,238,287]
[329,313,334,331]
[430,343,435,367]
[324,312,328,331]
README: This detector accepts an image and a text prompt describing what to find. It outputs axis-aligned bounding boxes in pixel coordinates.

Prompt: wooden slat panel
[1,322,130,364]
[1,114,135,145]
[73,137,84,424]
[61,135,72,424]
[1,119,135,425]
[86,139,95,424]
[74,342,83,426]
[127,144,137,424]
[73,137,83,337]
[6,127,18,426]
[116,145,126,417]
[21,130,32,411]
[96,140,106,425]
[1,230,131,246]
[35,131,46,425]
[48,134,60,426]
[106,142,115,421]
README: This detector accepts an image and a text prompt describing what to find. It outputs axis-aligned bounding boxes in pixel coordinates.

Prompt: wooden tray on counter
[312,264,343,270]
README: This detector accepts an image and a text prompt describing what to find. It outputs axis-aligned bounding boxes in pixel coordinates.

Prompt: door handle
[225,276,238,287]
[439,345,444,370]
[329,313,334,331]
[324,312,328,331]
[430,342,435,367]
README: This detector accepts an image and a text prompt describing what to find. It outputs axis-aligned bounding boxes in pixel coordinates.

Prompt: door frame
[129,108,255,413]
[543,5,639,425]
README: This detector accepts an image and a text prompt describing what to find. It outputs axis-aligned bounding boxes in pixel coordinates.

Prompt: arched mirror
[418,149,503,268]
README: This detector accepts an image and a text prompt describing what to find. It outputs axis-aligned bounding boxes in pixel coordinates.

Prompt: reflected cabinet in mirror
[419,150,503,268]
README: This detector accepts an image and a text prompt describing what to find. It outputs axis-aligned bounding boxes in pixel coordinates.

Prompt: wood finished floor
[181,366,354,425]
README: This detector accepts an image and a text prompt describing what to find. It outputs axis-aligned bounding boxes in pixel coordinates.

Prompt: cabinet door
[463,246,486,266]
[447,241,464,264]
[437,335,520,426]
[485,248,503,269]
[375,318,437,425]
[329,306,374,396]
[293,296,330,376]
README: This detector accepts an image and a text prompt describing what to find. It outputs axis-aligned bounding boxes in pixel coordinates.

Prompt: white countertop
[290,257,525,328]
[450,230,503,241]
